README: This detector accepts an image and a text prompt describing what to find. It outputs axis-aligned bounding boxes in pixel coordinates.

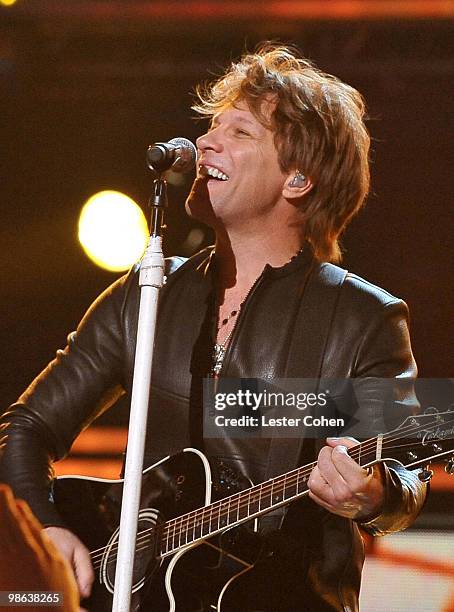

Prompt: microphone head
[146,137,197,174]
[168,137,197,173]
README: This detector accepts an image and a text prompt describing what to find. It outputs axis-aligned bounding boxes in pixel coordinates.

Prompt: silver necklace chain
[210,246,305,376]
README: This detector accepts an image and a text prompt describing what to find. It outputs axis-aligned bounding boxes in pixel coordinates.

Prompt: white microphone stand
[112,177,168,612]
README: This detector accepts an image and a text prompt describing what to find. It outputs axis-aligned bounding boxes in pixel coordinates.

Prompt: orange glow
[54,458,123,478]
[70,426,127,454]
[22,1,454,21]
[55,427,127,477]
[430,464,454,491]
[374,547,454,577]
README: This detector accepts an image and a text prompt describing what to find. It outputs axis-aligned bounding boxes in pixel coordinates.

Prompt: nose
[197,126,223,153]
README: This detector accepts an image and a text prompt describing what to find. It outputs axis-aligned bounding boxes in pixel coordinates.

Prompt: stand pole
[112,178,167,612]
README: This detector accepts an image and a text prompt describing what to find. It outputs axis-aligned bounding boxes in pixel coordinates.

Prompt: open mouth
[199,164,229,181]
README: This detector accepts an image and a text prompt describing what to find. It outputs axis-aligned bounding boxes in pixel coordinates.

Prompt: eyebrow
[234,116,257,126]
[211,113,261,131]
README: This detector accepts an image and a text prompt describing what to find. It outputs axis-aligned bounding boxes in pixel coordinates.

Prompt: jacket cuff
[357,461,428,536]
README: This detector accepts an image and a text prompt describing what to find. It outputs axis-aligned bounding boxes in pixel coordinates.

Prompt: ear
[282,171,314,201]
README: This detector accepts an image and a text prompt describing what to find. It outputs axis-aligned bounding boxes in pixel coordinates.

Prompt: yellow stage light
[78,191,148,272]
[0,0,18,6]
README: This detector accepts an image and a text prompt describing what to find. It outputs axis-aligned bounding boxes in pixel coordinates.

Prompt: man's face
[185,99,290,229]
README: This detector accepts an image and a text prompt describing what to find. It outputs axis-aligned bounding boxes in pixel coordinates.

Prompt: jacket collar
[196,242,316,281]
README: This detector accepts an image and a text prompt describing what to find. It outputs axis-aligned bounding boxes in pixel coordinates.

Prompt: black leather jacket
[0,246,426,611]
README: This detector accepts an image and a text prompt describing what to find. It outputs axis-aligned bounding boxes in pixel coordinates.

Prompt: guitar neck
[80,406,454,575]
[159,438,381,557]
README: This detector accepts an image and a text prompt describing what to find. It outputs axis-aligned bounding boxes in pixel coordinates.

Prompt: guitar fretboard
[87,407,454,576]
[159,439,378,556]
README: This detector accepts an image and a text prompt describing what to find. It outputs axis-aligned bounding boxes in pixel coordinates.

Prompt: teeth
[202,165,229,181]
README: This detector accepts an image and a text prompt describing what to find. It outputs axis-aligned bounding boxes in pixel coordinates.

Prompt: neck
[214,225,304,291]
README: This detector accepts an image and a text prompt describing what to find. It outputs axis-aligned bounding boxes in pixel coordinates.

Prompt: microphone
[147,137,197,174]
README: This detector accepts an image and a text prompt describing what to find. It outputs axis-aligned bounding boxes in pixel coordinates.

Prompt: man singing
[0,44,426,611]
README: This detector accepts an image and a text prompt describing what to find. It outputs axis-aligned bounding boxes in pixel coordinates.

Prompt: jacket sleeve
[0,267,139,527]
[351,297,428,535]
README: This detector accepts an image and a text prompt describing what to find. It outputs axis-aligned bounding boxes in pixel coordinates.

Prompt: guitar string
[88,417,450,567]
[88,417,452,568]
[89,426,448,569]
[90,437,442,571]
[91,433,453,572]
[88,443,359,564]
[89,455,328,568]
[109,417,437,548]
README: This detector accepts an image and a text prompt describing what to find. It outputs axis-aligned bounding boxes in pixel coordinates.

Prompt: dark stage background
[1,8,453,420]
[1,3,454,608]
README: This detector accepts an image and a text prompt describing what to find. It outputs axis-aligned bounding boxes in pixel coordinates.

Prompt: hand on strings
[308,437,385,521]
[44,526,94,605]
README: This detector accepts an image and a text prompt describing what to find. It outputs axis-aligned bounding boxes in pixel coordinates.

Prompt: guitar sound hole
[102,509,161,594]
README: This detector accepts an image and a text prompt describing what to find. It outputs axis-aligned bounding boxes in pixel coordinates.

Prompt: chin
[185,191,216,226]
[185,179,216,226]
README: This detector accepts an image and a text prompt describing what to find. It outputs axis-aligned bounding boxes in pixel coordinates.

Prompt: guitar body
[53,449,260,612]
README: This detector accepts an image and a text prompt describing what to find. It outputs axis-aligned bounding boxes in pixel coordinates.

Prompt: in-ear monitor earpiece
[289,171,306,188]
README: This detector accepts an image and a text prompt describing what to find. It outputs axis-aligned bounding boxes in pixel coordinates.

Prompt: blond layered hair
[193,44,370,262]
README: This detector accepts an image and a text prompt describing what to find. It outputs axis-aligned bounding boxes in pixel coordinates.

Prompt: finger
[308,466,337,506]
[309,491,356,517]
[316,445,338,482]
[317,445,366,504]
[327,437,374,484]
[308,489,363,519]
[308,490,336,513]
[45,527,93,596]
[326,436,359,449]
[330,445,370,490]
[316,445,350,488]
[73,543,95,599]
